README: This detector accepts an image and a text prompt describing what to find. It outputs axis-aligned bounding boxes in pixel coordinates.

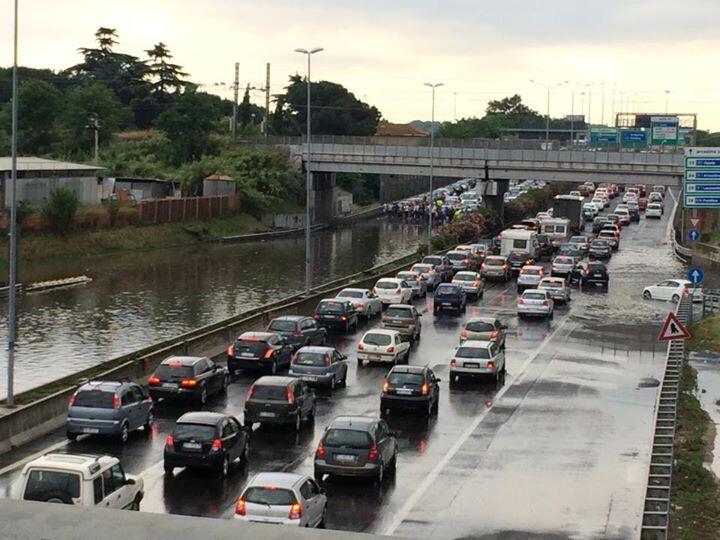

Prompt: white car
[357,329,410,366]
[623,192,638,204]
[12,454,143,510]
[235,472,327,527]
[614,208,631,225]
[517,265,546,291]
[396,271,427,298]
[517,289,554,319]
[646,203,663,218]
[450,340,506,384]
[335,288,382,318]
[373,278,413,305]
[537,276,571,305]
[643,279,702,302]
[451,271,485,299]
[583,202,599,218]
[410,263,441,290]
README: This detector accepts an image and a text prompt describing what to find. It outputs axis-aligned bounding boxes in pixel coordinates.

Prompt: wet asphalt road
[0,190,688,538]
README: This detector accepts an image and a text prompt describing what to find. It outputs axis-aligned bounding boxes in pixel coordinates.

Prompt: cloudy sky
[2,0,719,129]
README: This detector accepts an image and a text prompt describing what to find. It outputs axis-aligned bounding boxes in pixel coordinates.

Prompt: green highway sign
[651,116,679,145]
[684,148,720,208]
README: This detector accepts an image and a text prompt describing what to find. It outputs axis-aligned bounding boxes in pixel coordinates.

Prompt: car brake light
[381,316,388,322]
[464,259,470,264]
[292,330,303,337]
[382,380,389,393]
[227,345,233,355]
[683,286,689,294]
[340,315,348,321]
[460,329,468,338]
[246,385,254,400]
[387,346,394,353]
[264,349,274,359]
[421,383,429,396]
[472,281,479,286]
[357,301,365,307]
[358,342,364,350]
[487,361,495,370]
[543,300,549,306]
[325,355,331,367]
[148,376,160,386]
[165,435,174,448]
[367,443,379,461]
[113,394,120,409]
[372,287,377,293]
[68,393,77,406]
[502,264,509,269]
[313,314,320,320]
[315,442,325,458]
[450,359,456,367]
[395,288,400,293]
[211,438,222,452]
[180,379,197,387]
[286,386,294,404]
[235,498,247,516]
[490,330,498,338]
[519,299,525,304]
[288,502,302,520]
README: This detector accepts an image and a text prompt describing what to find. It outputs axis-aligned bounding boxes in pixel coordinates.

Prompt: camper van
[500,228,539,258]
[540,218,570,248]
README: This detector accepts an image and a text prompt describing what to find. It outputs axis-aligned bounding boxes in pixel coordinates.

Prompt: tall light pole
[600,83,605,126]
[6,0,19,407]
[453,92,458,122]
[294,47,323,295]
[424,82,443,252]
[529,79,569,149]
[664,90,670,114]
[570,85,575,145]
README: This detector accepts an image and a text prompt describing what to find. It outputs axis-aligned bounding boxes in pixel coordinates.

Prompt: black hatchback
[380,365,440,417]
[244,376,316,432]
[148,356,228,405]
[164,412,248,478]
[313,299,359,332]
[507,251,534,274]
[227,332,294,377]
[266,316,327,352]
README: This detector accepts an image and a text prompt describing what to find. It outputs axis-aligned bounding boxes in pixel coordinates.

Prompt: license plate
[259,411,277,418]
[593,273,603,277]
[369,354,380,360]
[82,428,99,434]
[396,388,413,395]
[464,362,479,368]
[335,454,357,463]
[183,442,201,450]
[442,302,452,306]
[162,383,178,389]
[302,376,317,382]
[240,352,254,358]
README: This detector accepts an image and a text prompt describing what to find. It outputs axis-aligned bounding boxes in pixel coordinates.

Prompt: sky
[2,0,720,129]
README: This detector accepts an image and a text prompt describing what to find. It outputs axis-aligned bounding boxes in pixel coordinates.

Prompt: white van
[540,218,570,248]
[500,229,539,258]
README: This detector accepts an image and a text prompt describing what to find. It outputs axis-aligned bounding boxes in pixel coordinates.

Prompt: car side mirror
[125,477,136,486]
[435,378,442,382]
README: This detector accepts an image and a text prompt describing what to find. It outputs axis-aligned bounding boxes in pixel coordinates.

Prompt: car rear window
[588,263,607,271]
[447,252,469,261]
[173,423,216,441]
[521,268,542,275]
[323,428,373,449]
[294,352,328,367]
[363,333,392,346]
[250,385,288,401]
[435,285,457,295]
[73,389,115,409]
[24,469,80,501]
[456,346,490,359]
[423,257,442,266]
[524,292,547,300]
[412,265,432,273]
[243,487,296,506]
[484,258,504,266]
[540,281,563,289]
[337,290,363,299]
[387,372,424,386]
[465,321,494,333]
[233,340,268,355]
[591,240,609,247]
[385,307,412,318]
[375,281,399,290]
[154,364,195,380]
[317,301,346,313]
[554,257,571,264]
[454,272,476,281]
[268,320,296,332]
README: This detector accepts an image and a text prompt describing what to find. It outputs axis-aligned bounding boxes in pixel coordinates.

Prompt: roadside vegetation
[670,316,720,538]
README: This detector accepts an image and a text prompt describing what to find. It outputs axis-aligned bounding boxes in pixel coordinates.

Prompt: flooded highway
[0,197,689,537]
[0,219,423,399]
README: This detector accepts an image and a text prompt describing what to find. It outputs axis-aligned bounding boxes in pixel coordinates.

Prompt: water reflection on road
[0,218,423,398]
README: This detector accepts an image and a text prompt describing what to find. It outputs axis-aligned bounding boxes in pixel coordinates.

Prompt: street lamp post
[294,47,323,295]
[570,86,575,146]
[529,79,568,149]
[424,82,443,252]
[664,90,670,114]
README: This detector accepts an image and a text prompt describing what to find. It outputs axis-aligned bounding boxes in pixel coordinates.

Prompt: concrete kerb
[0,251,420,455]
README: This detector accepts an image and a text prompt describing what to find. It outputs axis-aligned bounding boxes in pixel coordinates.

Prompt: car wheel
[375,461,384,485]
[199,387,208,405]
[220,376,229,394]
[294,413,302,432]
[144,410,154,432]
[242,441,249,463]
[270,361,278,375]
[163,463,174,475]
[329,377,336,391]
[319,507,327,529]
[432,396,439,414]
[309,402,316,420]
[643,290,652,300]
[119,422,129,444]
[340,369,348,387]
[66,431,78,441]
[549,310,554,320]
[357,358,363,368]
[425,400,433,417]
[219,455,230,478]
[404,350,410,364]
[344,321,350,332]
[130,496,141,511]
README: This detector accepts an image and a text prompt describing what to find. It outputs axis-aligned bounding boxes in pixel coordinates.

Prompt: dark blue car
[433,284,467,315]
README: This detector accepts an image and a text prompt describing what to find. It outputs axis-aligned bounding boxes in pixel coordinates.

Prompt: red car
[637,197,648,211]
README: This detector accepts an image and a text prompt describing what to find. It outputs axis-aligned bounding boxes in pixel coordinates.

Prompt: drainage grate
[639,294,691,540]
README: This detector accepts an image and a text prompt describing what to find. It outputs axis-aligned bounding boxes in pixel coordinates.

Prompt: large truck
[500,228,539,258]
[539,217,571,249]
[553,195,584,233]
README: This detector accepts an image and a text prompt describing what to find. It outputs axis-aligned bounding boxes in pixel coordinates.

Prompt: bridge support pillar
[312,171,336,223]
[482,179,509,224]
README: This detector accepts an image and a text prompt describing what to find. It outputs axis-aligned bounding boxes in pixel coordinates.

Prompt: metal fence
[138,195,240,224]
[702,289,720,317]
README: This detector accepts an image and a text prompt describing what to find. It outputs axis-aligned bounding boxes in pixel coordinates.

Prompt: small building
[375,121,429,138]
[0,157,104,209]
[109,177,178,201]
[203,174,236,197]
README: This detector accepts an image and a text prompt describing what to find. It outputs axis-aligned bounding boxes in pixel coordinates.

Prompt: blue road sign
[686,183,720,193]
[688,229,700,241]
[688,267,704,285]
[686,158,720,168]
[685,195,720,208]
[686,170,720,180]
[620,130,646,144]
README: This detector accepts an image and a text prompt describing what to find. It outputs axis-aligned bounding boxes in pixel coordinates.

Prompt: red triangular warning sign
[658,312,691,341]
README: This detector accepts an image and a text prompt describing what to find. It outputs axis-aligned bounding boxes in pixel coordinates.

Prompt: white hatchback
[643,279,702,303]
[357,329,410,365]
[517,289,554,319]
[646,203,663,218]
[373,278,413,305]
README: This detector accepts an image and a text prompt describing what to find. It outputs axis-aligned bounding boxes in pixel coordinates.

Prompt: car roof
[337,288,368,294]
[296,346,336,354]
[388,365,425,374]
[459,340,492,348]
[523,288,550,296]
[363,328,401,338]
[269,315,306,322]
[466,316,499,324]
[540,277,565,284]
[177,411,225,426]
[387,303,414,310]
[254,376,297,387]
[78,380,129,392]
[239,331,276,341]
[377,277,402,283]
[23,454,116,479]
[161,356,207,366]
[248,472,305,490]
[327,416,377,430]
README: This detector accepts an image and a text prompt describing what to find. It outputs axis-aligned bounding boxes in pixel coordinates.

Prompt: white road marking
[383,313,575,536]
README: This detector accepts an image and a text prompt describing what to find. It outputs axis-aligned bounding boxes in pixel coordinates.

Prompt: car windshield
[509,252,528,260]
[250,385,288,401]
[474,244,489,251]
[233,340,267,355]
[294,351,328,366]
[174,423,216,441]
[465,321,494,332]
[484,258,504,266]
[317,301,346,313]
[569,237,586,243]
[385,307,412,318]
[454,272,476,281]
[337,290,363,299]
[268,320,296,332]
[456,346,491,359]
[588,263,607,271]
[363,333,392,346]
[375,281,399,290]
[24,470,80,502]
[324,428,373,449]
[73,389,115,409]
[155,364,195,379]
[387,372,424,386]
[540,281,563,289]
[447,252,469,261]
[243,487,296,506]
[523,292,547,300]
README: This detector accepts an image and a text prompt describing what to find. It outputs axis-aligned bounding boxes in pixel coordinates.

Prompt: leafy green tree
[59,83,123,154]
[42,187,79,234]
[145,42,188,100]
[17,79,63,154]
[239,85,252,127]
[696,130,720,147]
[157,90,221,164]
[486,94,537,116]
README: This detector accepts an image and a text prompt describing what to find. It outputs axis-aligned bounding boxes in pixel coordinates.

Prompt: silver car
[481,256,510,282]
[410,263,441,290]
[446,250,477,272]
[450,340,506,384]
[288,346,349,390]
[335,288,382,318]
[551,255,576,278]
[537,277,571,304]
[516,265,546,292]
[396,271,428,298]
[381,304,422,342]
[459,317,506,349]
[517,289,554,319]
[235,472,327,527]
[451,271,484,299]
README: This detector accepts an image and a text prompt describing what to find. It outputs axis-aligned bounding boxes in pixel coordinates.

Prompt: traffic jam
[4,180,677,532]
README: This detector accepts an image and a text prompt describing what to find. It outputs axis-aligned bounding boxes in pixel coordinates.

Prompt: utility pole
[570,86,575,146]
[265,63,271,137]
[424,82,443,252]
[453,92,457,122]
[6,0,19,407]
[88,116,100,164]
[664,90,670,114]
[529,79,569,150]
[232,62,239,142]
[600,83,605,126]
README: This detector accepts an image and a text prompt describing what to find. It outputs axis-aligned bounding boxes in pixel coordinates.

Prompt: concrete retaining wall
[692,242,720,273]
[0,252,419,454]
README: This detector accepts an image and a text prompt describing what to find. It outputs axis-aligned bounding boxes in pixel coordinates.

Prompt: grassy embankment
[670,316,720,538]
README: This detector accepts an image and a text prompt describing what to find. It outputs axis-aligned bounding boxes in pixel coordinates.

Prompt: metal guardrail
[702,290,720,317]
[640,294,692,539]
[668,189,692,263]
